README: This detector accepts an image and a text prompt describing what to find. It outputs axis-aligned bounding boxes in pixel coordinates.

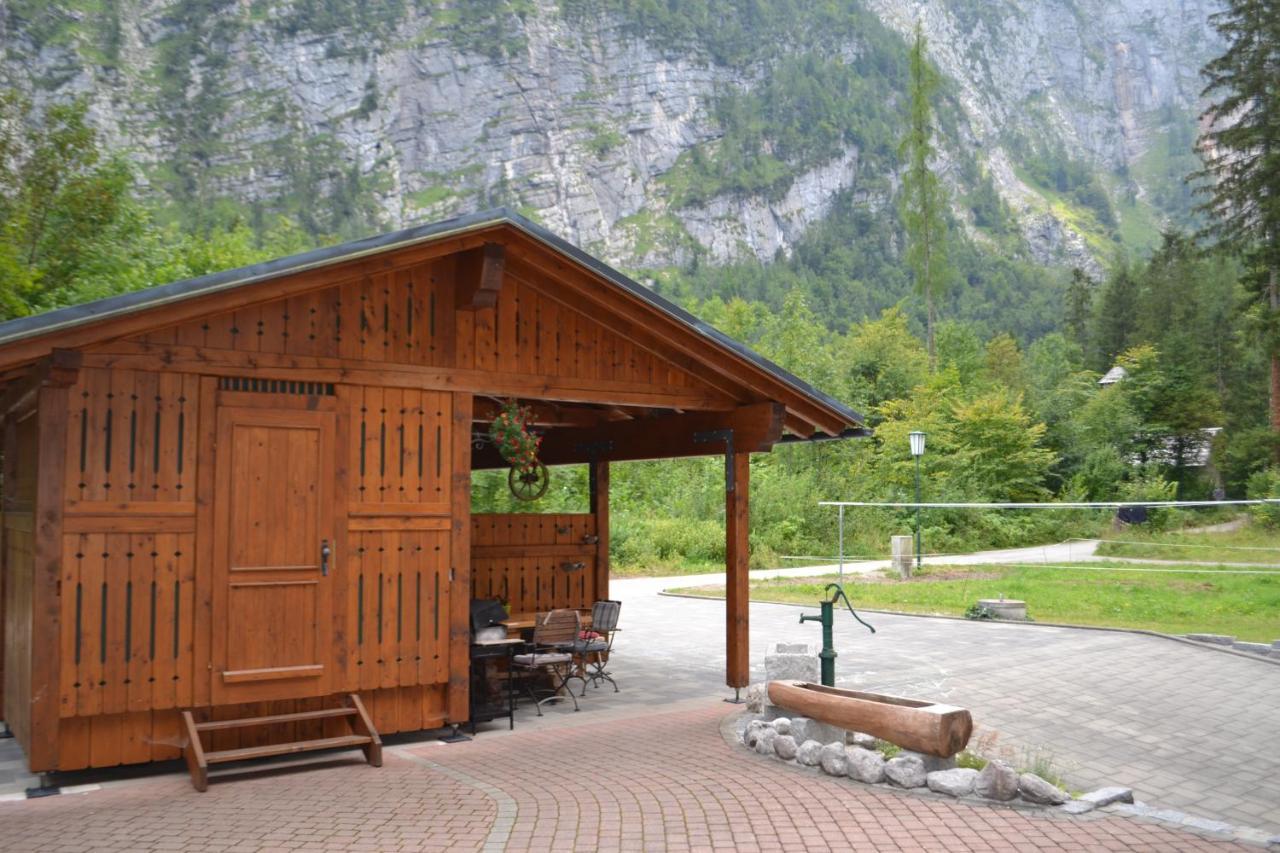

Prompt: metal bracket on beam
[694,428,736,491]
[574,440,615,459]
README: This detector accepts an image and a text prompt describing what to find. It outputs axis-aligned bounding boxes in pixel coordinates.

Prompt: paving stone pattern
[0,704,1252,852]
[421,704,1243,852]
[615,574,1280,836]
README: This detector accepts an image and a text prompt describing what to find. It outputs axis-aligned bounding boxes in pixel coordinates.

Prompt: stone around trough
[884,754,927,788]
[845,747,886,784]
[755,728,779,756]
[899,750,956,773]
[975,760,1019,801]
[796,740,823,767]
[789,716,845,745]
[819,742,848,776]
[926,768,979,797]
[1019,773,1069,805]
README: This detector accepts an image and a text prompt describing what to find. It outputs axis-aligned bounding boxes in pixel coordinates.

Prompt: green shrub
[1247,467,1280,528]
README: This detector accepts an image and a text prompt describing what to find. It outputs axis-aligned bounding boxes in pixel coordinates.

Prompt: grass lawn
[669,562,1280,642]
[610,560,726,578]
[1095,525,1280,565]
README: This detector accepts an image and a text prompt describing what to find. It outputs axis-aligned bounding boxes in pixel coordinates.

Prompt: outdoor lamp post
[909,431,926,571]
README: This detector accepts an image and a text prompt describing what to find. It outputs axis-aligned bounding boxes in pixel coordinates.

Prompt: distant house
[1134,427,1224,469]
[1098,364,1222,474]
[1098,365,1128,386]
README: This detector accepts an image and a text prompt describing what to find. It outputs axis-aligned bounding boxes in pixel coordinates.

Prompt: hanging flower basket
[489,399,549,501]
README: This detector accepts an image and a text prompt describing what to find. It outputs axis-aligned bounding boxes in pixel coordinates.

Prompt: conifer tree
[1064,267,1093,359]
[1195,0,1280,439]
[898,22,952,369]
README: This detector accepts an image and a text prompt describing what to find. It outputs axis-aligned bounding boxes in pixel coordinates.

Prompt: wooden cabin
[0,209,864,779]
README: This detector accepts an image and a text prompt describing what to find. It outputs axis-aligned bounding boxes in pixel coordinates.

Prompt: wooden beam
[471,402,785,469]
[590,459,610,602]
[0,349,80,419]
[80,343,738,411]
[447,391,472,726]
[726,449,750,691]
[29,382,70,771]
[473,397,606,429]
[456,242,505,311]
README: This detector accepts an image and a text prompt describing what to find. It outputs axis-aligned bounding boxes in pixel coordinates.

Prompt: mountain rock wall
[0,0,1220,272]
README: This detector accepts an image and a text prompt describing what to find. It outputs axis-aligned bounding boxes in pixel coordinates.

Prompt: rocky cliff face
[0,0,1220,274]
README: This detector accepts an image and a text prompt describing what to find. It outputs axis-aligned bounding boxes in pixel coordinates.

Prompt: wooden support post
[447,392,473,725]
[590,460,610,602]
[456,243,505,311]
[29,381,71,771]
[725,450,750,692]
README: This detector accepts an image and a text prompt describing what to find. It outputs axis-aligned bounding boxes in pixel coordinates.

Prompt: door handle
[320,540,331,576]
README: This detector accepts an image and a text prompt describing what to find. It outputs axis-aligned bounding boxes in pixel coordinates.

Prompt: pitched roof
[0,208,864,435]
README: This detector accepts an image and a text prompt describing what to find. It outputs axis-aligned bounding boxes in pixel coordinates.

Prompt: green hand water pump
[799,583,876,686]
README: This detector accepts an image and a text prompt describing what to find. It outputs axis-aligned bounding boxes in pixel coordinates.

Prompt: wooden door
[211,407,337,704]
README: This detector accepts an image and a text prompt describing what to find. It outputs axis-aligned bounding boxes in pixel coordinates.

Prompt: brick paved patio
[0,703,1252,852]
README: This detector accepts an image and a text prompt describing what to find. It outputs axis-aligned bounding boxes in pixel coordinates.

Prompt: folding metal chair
[511,609,583,714]
[574,600,621,695]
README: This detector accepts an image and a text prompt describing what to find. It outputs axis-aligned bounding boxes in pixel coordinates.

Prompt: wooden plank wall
[48,370,462,770]
[1,411,37,753]
[135,261,708,392]
[471,514,598,614]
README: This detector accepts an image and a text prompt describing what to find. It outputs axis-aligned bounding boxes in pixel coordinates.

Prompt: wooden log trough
[767,681,973,758]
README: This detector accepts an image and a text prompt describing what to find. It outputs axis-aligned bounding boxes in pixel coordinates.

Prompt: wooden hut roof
[0,208,864,438]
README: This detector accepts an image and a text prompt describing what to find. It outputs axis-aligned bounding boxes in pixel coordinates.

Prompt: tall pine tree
[898,22,952,369]
[1195,0,1280,441]
[1064,267,1093,359]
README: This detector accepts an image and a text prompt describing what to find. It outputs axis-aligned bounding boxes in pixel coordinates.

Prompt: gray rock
[1079,786,1134,807]
[900,750,956,773]
[745,685,791,720]
[884,754,928,788]
[796,739,824,767]
[1232,641,1271,655]
[1272,639,1280,650]
[819,741,848,776]
[975,761,1019,801]
[790,717,845,745]
[773,717,791,736]
[847,731,878,750]
[1019,773,1069,805]
[764,643,820,683]
[743,720,766,748]
[926,768,979,797]
[745,683,767,713]
[773,734,798,761]
[1060,800,1096,815]
[1185,633,1235,645]
[755,727,779,756]
[845,747,886,784]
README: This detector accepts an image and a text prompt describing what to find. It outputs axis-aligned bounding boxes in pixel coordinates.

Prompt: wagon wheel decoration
[489,399,549,501]
[508,462,550,501]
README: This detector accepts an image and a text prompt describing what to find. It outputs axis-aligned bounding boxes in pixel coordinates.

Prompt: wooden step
[205,734,372,765]
[195,706,356,732]
[181,694,382,792]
